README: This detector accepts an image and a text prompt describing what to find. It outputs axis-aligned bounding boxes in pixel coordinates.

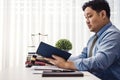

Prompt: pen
[52,70,75,72]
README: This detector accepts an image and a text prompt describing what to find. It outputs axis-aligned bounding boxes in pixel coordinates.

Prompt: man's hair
[82,0,110,19]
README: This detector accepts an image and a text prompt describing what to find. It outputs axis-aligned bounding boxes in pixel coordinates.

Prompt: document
[31,65,76,75]
[31,65,68,71]
[36,42,71,60]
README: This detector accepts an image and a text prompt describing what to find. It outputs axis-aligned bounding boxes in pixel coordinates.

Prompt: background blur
[0,0,120,70]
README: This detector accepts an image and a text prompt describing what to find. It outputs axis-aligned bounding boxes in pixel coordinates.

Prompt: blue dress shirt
[69,22,120,80]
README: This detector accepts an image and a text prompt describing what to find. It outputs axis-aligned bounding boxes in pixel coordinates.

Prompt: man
[45,0,120,80]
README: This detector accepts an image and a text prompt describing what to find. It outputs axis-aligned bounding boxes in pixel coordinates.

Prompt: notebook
[42,70,84,77]
[36,42,71,60]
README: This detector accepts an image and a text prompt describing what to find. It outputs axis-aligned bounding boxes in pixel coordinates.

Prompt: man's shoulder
[107,25,120,33]
[103,25,120,36]
[99,25,120,41]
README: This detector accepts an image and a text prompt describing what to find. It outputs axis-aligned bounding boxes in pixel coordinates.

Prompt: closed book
[36,42,71,60]
[42,71,84,77]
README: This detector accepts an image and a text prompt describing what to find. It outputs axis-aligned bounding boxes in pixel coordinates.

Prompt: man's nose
[86,19,90,24]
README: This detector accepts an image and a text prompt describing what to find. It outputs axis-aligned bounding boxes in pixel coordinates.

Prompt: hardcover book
[42,71,84,77]
[36,42,71,60]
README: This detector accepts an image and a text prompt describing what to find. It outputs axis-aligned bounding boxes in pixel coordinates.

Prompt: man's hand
[45,55,66,67]
[44,55,77,70]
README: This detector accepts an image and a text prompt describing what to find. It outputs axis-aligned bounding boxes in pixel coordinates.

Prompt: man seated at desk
[45,0,120,80]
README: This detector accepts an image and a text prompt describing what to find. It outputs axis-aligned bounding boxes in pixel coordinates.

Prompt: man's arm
[44,45,88,70]
[45,32,120,72]
[73,32,120,71]
[45,55,77,70]
[69,47,88,61]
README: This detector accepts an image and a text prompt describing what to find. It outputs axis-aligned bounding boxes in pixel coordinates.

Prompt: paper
[31,65,67,71]
[32,70,43,74]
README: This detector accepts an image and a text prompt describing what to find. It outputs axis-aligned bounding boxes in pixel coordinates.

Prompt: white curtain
[0,0,120,71]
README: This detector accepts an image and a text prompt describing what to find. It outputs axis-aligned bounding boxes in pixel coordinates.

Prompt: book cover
[42,71,84,77]
[36,42,71,60]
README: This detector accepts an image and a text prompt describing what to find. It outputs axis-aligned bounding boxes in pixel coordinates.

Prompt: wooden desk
[0,67,101,80]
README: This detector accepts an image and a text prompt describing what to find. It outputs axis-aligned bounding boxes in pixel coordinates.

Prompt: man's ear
[100,10,106,19]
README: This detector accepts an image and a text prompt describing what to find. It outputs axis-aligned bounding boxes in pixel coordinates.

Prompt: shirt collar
[96,22,112,37]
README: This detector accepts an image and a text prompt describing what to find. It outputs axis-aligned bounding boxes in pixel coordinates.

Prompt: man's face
[84,7,105,32]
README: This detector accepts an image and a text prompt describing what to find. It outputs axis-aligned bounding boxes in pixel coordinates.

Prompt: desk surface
[0,67,101,80]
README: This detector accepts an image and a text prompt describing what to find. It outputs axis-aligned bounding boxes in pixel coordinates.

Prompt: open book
[36,42,71,60]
